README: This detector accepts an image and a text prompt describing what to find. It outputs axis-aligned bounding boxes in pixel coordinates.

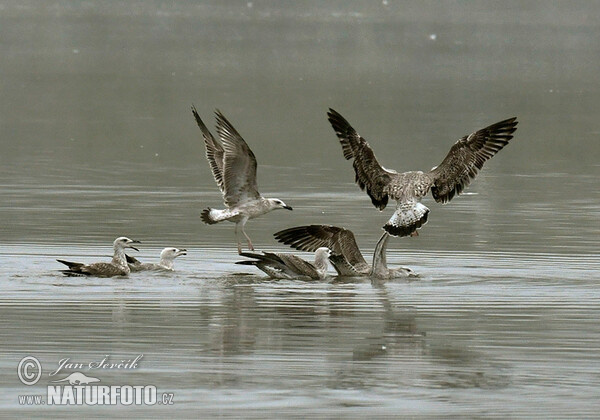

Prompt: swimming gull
[192,106,293,254]
[235,247,331,280]
[274,225,417,279]
[327,109,518,237]
[57,237,141,277]
[126,247,187,272]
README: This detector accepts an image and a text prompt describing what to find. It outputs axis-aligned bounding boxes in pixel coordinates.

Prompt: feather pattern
[327,109,394,210]
[215,109,261,207]
[429,117,518,203]
[236,250,329,280]
[191,105,225,193]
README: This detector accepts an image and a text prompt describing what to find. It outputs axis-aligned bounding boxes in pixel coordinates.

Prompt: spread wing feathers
[327,109,394,210]
[214,110,261,207]
[274,225,370,276]
[236,252,319,279]
[192,105,225,192]
[429,117,518,203]
[383,201,430,237]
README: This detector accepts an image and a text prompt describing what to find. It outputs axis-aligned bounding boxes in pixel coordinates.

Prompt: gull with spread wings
[327,109,518,237]
[192,106,293,253]
[274,224,418,279]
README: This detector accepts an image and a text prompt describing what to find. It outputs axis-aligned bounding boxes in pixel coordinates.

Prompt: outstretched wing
[191,105,225,193]
[327,109,395,210]
[215,110,261,207]
[274,225,369,276]
[429,117,518,203]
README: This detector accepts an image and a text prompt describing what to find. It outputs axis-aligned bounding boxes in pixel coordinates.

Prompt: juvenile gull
[57,237,141,277]
[327,109,518,237]
[126,247,187,272]
[192,106,293,253]
[274,225,417,279]
[235,247,331,280]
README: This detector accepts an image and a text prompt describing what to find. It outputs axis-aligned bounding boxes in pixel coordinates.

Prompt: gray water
[1,1,600,418]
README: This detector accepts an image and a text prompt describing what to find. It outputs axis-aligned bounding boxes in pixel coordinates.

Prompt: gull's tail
[383,202,429,237]
[201,207,238,225]
[56,259,89,277]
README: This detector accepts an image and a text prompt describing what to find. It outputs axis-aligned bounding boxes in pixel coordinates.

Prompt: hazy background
[1,0,599,252]
[1,1,599,418]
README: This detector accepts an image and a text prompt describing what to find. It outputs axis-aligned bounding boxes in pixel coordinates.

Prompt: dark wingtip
[235,260,257,266]
[200,208,217,225]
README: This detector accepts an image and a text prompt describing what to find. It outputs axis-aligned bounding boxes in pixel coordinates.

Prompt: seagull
[192,106,293,254]
[235,247,331,280]
[57,237,141,277]
[274,225,417,279]
[126,247,187,272]
[327,109,518,237]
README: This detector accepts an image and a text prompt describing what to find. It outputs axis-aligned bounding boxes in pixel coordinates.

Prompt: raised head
[313,247,331,278]
[159,247,187,261]
[113,237,141,252]
[267,198,293,211]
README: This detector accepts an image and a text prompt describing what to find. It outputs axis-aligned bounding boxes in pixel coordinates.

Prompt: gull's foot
[410,230,419,237]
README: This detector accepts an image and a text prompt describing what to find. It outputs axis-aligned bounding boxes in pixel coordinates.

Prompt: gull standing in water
[236,247,331,280]
[327,109,518,237]
[192,106,293,253]
[57,237,141,277]
[126,247,187,272]
[274,225,417,279]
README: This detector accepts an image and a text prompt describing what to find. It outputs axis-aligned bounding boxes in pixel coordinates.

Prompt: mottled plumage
[327,109,518,236]
[274,225,417,279]
[57,237,141,277]
[192,106,292,253]
[126,247,187,272]
[236,247,331,280]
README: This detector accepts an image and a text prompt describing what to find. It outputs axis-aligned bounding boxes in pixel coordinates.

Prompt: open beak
[283,206,293,211]
[178,249,187,256]
[129,240,141,251]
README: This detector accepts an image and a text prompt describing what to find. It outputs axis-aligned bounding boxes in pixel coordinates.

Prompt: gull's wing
[57,260,127,277]
[192,105,225,193]
[215,110,261,207]
[237,252,319,279]
[428,117,518,203]
[274,225,369,276]
[125,254,141,265]
[276,254,321,279]
[328,108,396,210]
[82,263,128,277]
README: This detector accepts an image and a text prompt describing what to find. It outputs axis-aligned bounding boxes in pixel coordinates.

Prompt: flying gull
[57,237,141,277]
[192,106,293,253]
[126,247,187,272]
[235,247,331,280]
[327,109,518,237]
[274,225,417,279]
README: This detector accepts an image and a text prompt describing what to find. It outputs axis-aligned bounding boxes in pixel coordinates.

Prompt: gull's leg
[235,222,242,254]
[240,218,254,251]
